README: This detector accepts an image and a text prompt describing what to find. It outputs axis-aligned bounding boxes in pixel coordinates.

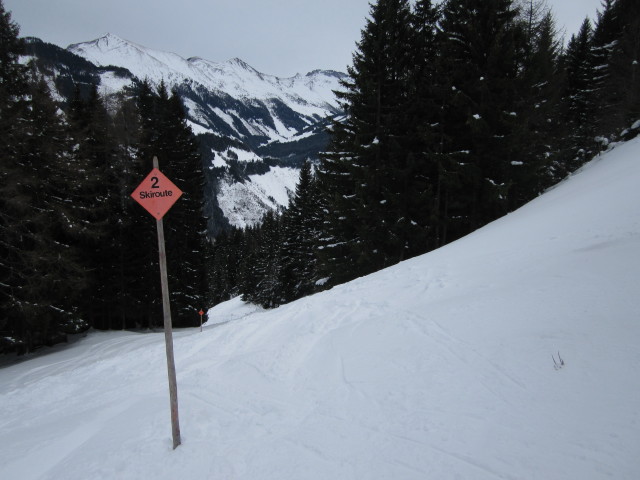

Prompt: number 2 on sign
[151,177,160,188]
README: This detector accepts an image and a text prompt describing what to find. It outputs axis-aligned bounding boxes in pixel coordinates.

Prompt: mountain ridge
[67,33,343,121]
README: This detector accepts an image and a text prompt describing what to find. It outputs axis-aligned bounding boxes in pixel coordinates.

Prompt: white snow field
[2,138,640,479]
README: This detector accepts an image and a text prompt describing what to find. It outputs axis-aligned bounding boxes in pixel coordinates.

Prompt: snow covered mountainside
[1,135,639,478]
[25,34,346,232]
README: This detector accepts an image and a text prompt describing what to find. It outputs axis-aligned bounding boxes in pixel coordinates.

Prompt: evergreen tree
[560,18,597,174]
[108,90,150,329]
[238,225,262,303]
[0,2,88,352]
[592,0,640,138]
[515,4,564,195]
[410,0,444,250]
[436,0,527,235]
[66,84,121,330]
[1,74,89,352]
[317,0,418,286]
[614,0,640,133]
[208,230,233,304]
[591,0,619,126]
[242,210,283,308]
[0,1,30,351]
[134,82,209,327]
[278,160,320,304]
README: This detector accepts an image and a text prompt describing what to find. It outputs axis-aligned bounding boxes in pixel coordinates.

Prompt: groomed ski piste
[1,137,639,479]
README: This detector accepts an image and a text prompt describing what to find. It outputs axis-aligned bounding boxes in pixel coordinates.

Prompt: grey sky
[5,0,604,78]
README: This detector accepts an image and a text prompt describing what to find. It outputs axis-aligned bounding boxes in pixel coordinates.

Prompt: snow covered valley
[1,138,639,479]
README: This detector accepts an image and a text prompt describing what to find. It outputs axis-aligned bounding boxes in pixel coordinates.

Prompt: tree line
[208,0,640,309]
[0,0,208,354]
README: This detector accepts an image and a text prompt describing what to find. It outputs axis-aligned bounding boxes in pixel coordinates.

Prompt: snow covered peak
[67,34,345,109]
[68,32,124,49]
[68,33,199,85]
[225,57,256,72]
[60,33,348,126]
[68,33,150,64]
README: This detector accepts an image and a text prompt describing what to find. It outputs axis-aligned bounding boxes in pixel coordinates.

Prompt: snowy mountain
[1,137,639,479]
[25,34,346,233]
[68,34,343,144]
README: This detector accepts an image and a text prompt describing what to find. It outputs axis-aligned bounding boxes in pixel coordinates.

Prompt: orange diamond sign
[131,168,182,220]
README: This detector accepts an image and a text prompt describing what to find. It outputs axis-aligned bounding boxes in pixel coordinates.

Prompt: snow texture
[1,138,640,479]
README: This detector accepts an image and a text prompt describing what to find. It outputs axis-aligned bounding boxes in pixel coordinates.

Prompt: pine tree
[278,160,320,304]
[0,1,30,351]
[1,74,89,352]
[592,2,618,102]
[107,91,152,329]
[134,82,208,327]
[436,0,527,235]
[410,0,443,250]
[238,225,262,303]
[316,0,418,286]
[515,4,564,196]
[613,0,640,133]
[242,210,283,308]
[0,3,89,352]
[592,0,640,138]
[208,230,232,304]
[560,18,597,174]
[66,84,122,330]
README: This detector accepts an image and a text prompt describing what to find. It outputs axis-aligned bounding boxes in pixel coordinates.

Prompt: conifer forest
[2,0,639,353]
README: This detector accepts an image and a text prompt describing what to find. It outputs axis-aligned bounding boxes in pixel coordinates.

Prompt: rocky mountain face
[23,34,346,234]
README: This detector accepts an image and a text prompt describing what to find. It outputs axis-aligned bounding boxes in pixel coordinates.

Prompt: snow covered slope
[1,138,639,479]
[217,166,301,228]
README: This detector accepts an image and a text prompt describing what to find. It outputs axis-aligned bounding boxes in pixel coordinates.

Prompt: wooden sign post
[131,156,182,450]
[199,309,205,332]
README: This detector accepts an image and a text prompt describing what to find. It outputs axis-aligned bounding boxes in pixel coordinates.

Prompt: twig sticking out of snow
[553,351,565,370]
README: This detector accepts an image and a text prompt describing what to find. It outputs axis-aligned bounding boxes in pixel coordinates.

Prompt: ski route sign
[131,168,182,219]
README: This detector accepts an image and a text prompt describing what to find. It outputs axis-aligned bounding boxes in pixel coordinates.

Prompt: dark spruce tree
[278,160,320,304]
[559,18,597,175]
[237,225,262,304]
[135,82,209,327]
[611,0,640,134]
[66,84,123,330]
[129,80,163,328]
[591,0,620,135]
[591,0,640,140]
[0,2,89,353]
[1,75,89,353]
[409,0,443,250]
[436,0,527,236]
[514,4,564,196]
[105,89,152,330]
[316,0,419,287]
[207,228,244,305]
[0,0,31,352]
[242,210,283,309]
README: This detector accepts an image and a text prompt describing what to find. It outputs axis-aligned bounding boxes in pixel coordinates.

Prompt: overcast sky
[5,0,604,78]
